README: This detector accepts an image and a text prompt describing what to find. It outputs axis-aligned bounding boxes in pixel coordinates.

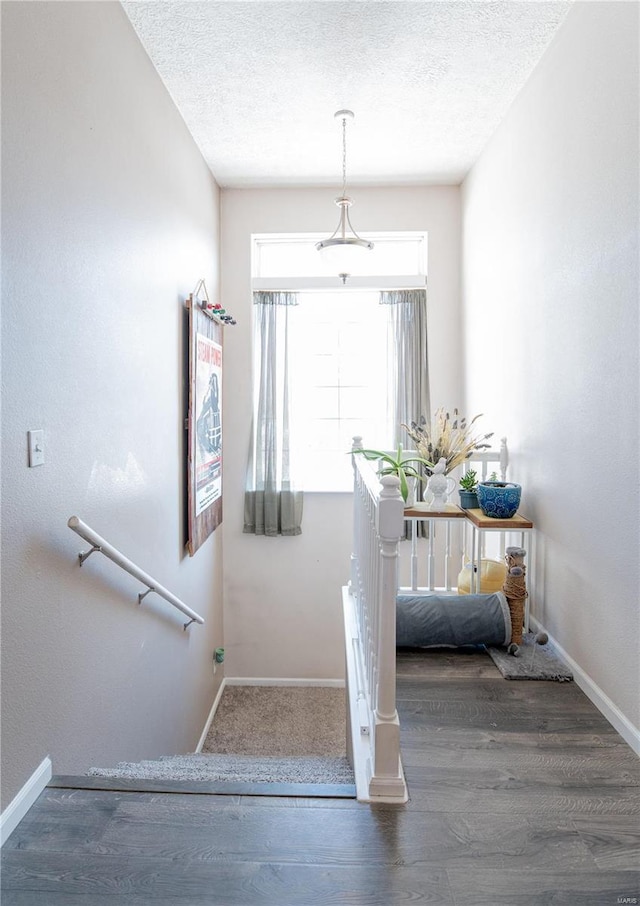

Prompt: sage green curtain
[379,289,430,445]
[244,292,303,536]
[380,288,430,535]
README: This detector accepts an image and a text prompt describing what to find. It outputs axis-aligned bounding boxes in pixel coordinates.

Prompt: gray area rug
[88,753,354,785]
[487,633,573,681]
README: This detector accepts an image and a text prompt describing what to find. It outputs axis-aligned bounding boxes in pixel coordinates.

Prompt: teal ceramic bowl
[476,482,521,519]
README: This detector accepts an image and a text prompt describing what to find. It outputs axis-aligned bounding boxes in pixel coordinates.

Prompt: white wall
[1,1,224,809]
[221,187,461,678]
[462,2,639,736]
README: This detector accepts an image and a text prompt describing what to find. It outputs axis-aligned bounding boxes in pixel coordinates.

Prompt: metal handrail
[67,516,204,630]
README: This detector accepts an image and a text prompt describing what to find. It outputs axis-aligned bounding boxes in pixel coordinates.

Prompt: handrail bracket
[183,618,196,631]
[78,545,101,566]
[138,587,155,605]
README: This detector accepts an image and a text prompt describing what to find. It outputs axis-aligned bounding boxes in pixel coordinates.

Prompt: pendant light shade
[316,110,373,282]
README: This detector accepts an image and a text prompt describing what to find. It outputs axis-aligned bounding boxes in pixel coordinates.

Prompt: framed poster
[187,294,223,555]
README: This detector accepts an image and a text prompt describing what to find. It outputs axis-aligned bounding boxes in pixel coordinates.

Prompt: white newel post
[371,475,406,797]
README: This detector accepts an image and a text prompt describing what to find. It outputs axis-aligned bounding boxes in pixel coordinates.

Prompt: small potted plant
[458,469,479,509]
[352,444,434,504]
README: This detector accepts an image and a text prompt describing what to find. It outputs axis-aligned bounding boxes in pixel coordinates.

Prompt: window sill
[303,488,353,495]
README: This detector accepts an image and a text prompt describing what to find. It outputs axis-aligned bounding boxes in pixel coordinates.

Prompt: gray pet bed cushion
[396,592,512,648]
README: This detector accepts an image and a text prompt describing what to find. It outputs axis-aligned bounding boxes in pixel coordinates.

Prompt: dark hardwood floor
[2,649,638,905]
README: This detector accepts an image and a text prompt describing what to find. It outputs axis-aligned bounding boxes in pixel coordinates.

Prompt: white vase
[404,476,417,507]
[424,472,456,510]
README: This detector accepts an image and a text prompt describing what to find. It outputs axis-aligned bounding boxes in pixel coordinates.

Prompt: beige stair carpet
[202,685,347,757]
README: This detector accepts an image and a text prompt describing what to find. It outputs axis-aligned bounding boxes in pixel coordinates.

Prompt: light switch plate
[28,430,45,467]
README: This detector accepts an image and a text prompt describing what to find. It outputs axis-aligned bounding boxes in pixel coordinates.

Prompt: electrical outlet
[212,648,224,674]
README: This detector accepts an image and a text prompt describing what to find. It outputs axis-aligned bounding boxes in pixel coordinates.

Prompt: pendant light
[316,110,374,283]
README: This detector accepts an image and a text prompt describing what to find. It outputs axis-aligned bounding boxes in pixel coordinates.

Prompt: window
[289,291,393,491]
[251,233,427,493]
[254,234,426,280]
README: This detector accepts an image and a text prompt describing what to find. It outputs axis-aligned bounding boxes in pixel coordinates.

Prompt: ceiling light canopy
[316,110,373,283]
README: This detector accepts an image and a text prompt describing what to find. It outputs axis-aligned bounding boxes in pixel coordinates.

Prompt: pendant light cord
[342,115,348,198]
[315,109,374,258]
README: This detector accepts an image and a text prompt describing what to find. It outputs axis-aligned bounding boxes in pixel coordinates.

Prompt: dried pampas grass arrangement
[404,408,493,475]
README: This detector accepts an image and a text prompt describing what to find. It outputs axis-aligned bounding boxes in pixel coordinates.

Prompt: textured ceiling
[122,1,572,187]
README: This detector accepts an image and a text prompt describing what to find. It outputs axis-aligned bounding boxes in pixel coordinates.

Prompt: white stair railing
[67,516,204,630]
[343,442,407,803]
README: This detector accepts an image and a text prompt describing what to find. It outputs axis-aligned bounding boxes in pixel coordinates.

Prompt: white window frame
[252,231,428,292]
[250,231,428,492]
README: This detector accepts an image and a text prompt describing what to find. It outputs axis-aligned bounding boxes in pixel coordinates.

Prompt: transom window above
[253,232,427,286]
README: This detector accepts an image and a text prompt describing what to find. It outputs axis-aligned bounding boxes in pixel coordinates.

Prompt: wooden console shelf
[463,507,533,530]
[402,503,535,630]
[403,502,467,519]
[404,503,532,530]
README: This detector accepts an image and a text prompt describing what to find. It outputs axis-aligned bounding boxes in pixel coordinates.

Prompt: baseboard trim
[225,677,345,688]
[1,756,52,847]
[195,679,227,753]
[530,617,640,756]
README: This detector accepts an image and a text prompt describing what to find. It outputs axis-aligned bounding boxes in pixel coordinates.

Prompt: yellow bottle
[457,559,506,595]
